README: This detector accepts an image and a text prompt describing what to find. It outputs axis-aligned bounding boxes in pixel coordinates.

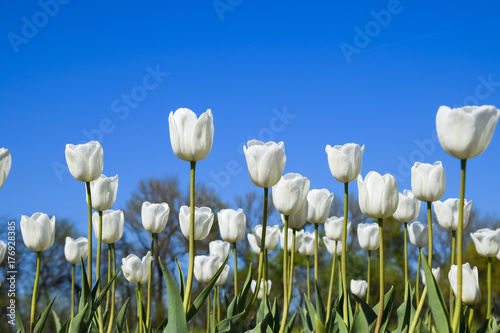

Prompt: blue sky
[1,1,500,236]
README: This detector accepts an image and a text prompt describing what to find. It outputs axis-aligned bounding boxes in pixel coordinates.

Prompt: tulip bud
[243,140,286,188]
[21,213,55,252]
[434,198,472,231]
[280,229,303,252]
[448,263,481,305]
[251,279,272,300]
[64,237,88,264]
[407,221,429,248]
[393,190,421,223]
[215,264,230,286]
[470,228,500,258]
[218,208,246,243]
[87,174,119,212]
[323,237,342,256]
[325,216,351,241]
[281,202,308,230]
[249,225,280,253]
[194,255,219,283]
[0,148,12,189]
[298,231,315,256]
[92,210,124,244]
[436,105,500,159]
[65,141,103,182]
[306,189,334,224]
[179,206,214,241]
[421,267,441,286]
[357,171,398,219]
[357,223,379,251]
[272,173,310,216]
[325,143,364,183]
[122,251,152,284]
[168,108,214,162]
[142,202,170,234]
[411,161,446,202]
[350,279,368,298]
[0,240,6,264]
[209,240,231,262]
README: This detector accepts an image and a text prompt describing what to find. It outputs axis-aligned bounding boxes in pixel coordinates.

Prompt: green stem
[206,295,210,333]
[409,286,428,333]
[427,201,433,267]
[217,285,221,323]
[404,223,408,301]
[264,251,268,297]
[183,161,196,313]
[366,251,371,305]
[374,218,385,333]
[326,242,337,322]
[30,251,41,333]
[287,229,296,304]
[306,259,310,300]
[97,211,104,333]
[233,242,238,297]
[452,159,467,333]
[314,223,319,284]
[138,283,143,333]
[487,257,492,320]
[468,307,474,330]
[106,244,116,333]
[85,182,93,288]
[212,290,216,333]
[243,187,269,320]
[146,233,154,329]
[105,245,111,313]
[71,264,75,320]
[279,215,290,333]
[416,248,421,304]
[450,231,456,318]
[342,182,349,326]
[338,255,342,296]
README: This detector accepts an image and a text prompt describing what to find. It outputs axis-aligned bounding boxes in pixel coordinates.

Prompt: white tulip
[306,189,334,224]
[357,223,379,251]
[209,240,231,262]
[88,174,119,211]
[324,237,342,256]
[325,216,351,241]
[250,224,280,253]
[0,240,6,264]
[251,279,272,300]
[179,206,214,240]
[0,148,12,189]
[298,231,315,256]
[350,279,368,298]
[411,161,446,202]
[470,228,500,258]
[243,140,286,188]
[393,190,421,223]
[448,263,481,305]
[272,173,310,216]
[421,267,441,286]
[92,210,124,244]
[325,143,365,183]
[65,141,103,182]
[407,221,429,248]
[142,202,170,234]
[64,237,88,264]
[215,264,230,286]
[357,171,398,219]
[280,229,304,252]
[281,201,308,230]
[194,255,219,283]
[218,208,246,243]
[21,213,55,252]
[434,198,472,231]
[122,251,152,284]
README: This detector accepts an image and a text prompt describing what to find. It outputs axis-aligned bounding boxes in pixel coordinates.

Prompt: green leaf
[371,286,395,333]
[69,304,88,333]
[314,280,326,326]
[15,309,25,333]
[158,257,187,333]
[33,296,56,333]
[175,259,185,301]
[314,313,326,333]
[336,311,349,333]
[114,297,130,333]
[395,283,415,333]
[351,310,370,333]
[284,313,297,333]
[420,251,451,333]
[93,268,122,313]
[52,310,62,332]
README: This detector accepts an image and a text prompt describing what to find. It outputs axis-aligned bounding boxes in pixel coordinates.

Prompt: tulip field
[2,105,500,333]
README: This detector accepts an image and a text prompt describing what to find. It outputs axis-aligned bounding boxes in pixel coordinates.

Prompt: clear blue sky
[1,1,500,235]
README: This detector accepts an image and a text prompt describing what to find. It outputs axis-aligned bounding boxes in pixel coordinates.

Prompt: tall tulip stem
[85,182,93,288]
[217,285,221,323]
[374,218,385,333]
[450,230,456,317]
[278,215,290,333]
[314,223,319,284]
[106,245,111,313]
[452,159,467,333]
[427,201,433,267]
[306,258,310,300]
[342,182,349,325]
[106,244,116,333]
[146,233,155,329]
[30,251,41,333]
[206,295,210,333]
[326,242,337,322]
[183,161,196,313]
[409,285,428,333]
[212,289,216,333]
[404,222,408,301]
[264,251,269,297]
[71,264,75,320]
[366,250,371,304]
[233,242,238,296]
[287,229,296,303]
[487,257,492,320]
[97,211,104,333]
[137,283,143,333]
[416,248,422,304]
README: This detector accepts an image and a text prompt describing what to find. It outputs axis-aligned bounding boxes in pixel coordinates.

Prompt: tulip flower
[280,202,308,230]
[325,216,351,241]
[272,173,310,216]
[251,224,280,253]
[325,143,364,184]
[436,105,500,160]
[351,279,368,298]
[247,233,262,254]
[0,148,12,189]
[64,237,88,319]
[215,264,230,286]
[92,210,124,244]
[436,106,499,330]
[251,279,272,300]
[408,221,429,303]
[357,172,398,219]
[280,228,303,252]
[411,161,446,203]
[357,223,379,252]
[21,212,55,331]
[306,189,334,224]
[179,206,214,240]
[421,267,441,286]
[209,240,231,262]
[194,255,220,284]
[218,208,246,243]
[470,228,500,319]
[0,240,6,264]
[243,140,286,188]
[434,198,472,232]
[298,231,315,299]
[168,108,214,162]
[448,263,481,305]
[88,174,119,211]
[323,237,342,257]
